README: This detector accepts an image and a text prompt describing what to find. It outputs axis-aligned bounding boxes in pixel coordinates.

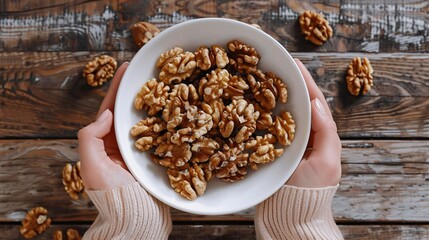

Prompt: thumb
[78,109,113,140]
[78,109,113,188]
[310,98,341,161]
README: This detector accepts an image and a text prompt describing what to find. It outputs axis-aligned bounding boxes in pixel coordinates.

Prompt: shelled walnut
[346,57,374,96]
[162,83,199,122]
[134,78,170,115]
[20,207,51,239]
[66,228,82,240]
[83,55,117,87]
[246,134,284,170]
[130,22,160,48]
[198,69,230,103]
[247,70,287,110]
[190,137,220,163]
[53,228,82,240]
[169,105,213,144]
[207,141,249,182]
[131,117,167,151]
[271,111,296,146]
[219,98,259,143]
[153,141,192,169]
[227,40,260,73]
[299,10,333,45]
[195,45,229,70]
[62,161,84,200]
[159,51,197,84]
[167,164,206,200]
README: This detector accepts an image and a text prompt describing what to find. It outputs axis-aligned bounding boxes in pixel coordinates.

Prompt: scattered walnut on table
[299,10,333,45]
[250,23,262,30]
[62,161,84,200]
[82,55,117,87]
[20,207,51,239]
[53,229,63,240]
[134,78,170,115]
[130,21,160,48]
[346,57,374,96]
[245,134,284,170]
[53,228,82,240]
[66,228,82,240]
[227,40,260,73]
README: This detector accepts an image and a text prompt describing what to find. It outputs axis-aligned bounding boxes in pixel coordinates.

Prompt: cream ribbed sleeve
[255,185,343,240]
[83,182,172,240]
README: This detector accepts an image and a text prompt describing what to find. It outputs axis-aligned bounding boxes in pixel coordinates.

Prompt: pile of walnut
[131,40,296,200]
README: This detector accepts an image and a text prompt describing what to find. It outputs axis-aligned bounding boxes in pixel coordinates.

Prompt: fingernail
[96,109,110,122]
[314,98,326,115]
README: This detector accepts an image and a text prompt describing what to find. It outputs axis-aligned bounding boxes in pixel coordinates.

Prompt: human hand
[286,59,342,188]
[78,62,136,191]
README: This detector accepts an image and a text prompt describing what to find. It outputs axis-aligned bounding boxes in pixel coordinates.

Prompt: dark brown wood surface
[0,0,428,239]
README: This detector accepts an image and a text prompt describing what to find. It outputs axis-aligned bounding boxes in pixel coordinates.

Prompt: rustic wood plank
[0,140,428,222]
[0,0,427,52]
[2,52,428,97]
[1,52,428,138]
[1,224,429,240]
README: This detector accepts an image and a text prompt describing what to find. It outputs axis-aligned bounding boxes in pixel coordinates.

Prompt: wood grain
[0,140,428,222]
[1,224,429,240]
[1,52,428,138]
[0,0,427,52]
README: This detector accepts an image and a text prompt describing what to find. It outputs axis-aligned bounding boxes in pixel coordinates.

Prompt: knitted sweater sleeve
[83,182,172,240]
[255,185,343,240]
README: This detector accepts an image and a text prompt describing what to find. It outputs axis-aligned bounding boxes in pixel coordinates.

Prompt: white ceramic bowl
[115,18,310,215]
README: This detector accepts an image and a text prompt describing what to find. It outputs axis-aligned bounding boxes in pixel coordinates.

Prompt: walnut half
[62,161,85,200]
[130,22,160,48]
[83,55,117,87]
[346,57,374,96]
[53,228,82,240]
[167,164,207,200]
[299,10,333,45]
[20,207,51,239]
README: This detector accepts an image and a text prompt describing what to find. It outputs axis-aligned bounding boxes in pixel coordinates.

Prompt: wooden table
[1,1,428,239]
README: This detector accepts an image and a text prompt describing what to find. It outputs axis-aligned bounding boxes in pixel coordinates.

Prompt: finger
[294,58,333,119]
[78,110,113,166]
[309,98,341,161]
[78,109,113,188]
[97,62,129,117]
